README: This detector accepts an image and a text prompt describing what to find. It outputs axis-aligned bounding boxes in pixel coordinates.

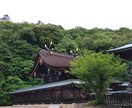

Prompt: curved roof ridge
[41,49,75,59]
[107,43,132,52]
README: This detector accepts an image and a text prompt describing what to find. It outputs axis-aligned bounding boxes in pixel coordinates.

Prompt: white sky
[0,0,132,29]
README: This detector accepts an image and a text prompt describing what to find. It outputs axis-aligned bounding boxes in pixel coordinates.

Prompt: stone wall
[0,103,84,108]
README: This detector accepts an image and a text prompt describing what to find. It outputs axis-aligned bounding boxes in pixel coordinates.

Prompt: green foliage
[28,78,44,86]
[71,51,127,105]
[0,91,11,106]
[0,76,27,105]
[0,20,131,105]
[86,100,98,106]
[55,37,77,52]
[3,76,26,92]
[0,71,4,91]
[123,61,132,81]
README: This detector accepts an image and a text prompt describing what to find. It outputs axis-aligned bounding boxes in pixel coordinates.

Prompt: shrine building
[11,50,91,104]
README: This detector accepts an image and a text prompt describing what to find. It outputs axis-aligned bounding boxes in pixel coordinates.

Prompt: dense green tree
[3,76,26,92]
[32,24,65,48]
[71,51,127,105]
[93,33,112,51]
[0,70,4,90]
[1,76,27,105]
[55,37,77,53]
[21,27,37,44]
[124,61,132,81]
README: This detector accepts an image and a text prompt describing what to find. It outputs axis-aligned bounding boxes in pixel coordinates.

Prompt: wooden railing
[13,89,132,107]
[107,92,132,107]
[87,91,132,107]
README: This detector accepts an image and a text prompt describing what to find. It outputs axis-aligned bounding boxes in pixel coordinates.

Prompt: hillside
[0,20,132,105]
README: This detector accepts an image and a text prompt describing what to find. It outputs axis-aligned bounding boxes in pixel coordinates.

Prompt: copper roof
[107,43,132,53]
[39,50,75,68]
[107,44,132,60]
[11,79,81,94]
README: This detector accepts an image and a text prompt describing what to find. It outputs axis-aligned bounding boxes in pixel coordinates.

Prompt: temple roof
[11,79,81,94]
[107,43,132,53]
[107,43,132,60]
[39,50,75,68]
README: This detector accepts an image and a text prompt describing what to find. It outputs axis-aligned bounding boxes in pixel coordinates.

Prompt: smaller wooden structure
[11,79,91,104]
[107,43,132,107]
[107,43,132,60]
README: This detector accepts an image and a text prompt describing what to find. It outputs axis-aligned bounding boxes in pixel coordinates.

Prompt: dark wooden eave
[107,43,132,60]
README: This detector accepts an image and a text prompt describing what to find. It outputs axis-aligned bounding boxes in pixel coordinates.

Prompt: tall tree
[71,51,127,105]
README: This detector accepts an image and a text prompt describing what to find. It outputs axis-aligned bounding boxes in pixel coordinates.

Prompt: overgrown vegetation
[0,20,131,105]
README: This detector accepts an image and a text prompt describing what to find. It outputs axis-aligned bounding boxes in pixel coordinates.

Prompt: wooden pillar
[49,88,53,103]
[61,86,64,103]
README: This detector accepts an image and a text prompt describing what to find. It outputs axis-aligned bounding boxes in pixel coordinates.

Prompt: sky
[0,0,132,29]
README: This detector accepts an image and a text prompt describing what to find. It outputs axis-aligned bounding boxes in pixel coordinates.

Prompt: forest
[0,20,132,105]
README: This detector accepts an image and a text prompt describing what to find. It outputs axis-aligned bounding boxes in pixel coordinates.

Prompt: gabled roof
[107,43,132,53]
[11,79,81,94]
[29,49,75,76]
[39,50,75,68]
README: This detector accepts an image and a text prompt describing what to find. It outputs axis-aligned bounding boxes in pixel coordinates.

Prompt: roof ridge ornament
[70,47,78,58]
[44,41,54,53]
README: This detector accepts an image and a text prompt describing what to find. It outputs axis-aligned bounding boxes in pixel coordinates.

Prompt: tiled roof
[11,79,81,94]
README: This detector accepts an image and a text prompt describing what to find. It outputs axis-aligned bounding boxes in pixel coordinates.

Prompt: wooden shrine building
[107,43,132,107]
[11,50,91,104]
[107,43,132,91]
[107,43,132,60]
[11,43,132,105]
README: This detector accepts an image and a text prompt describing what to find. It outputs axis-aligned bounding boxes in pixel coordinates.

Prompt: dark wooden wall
[114,50,132,61]
[12,85,132,107]
[12,84,92,104]
[107,93,132,107]
[35,64,76,83]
